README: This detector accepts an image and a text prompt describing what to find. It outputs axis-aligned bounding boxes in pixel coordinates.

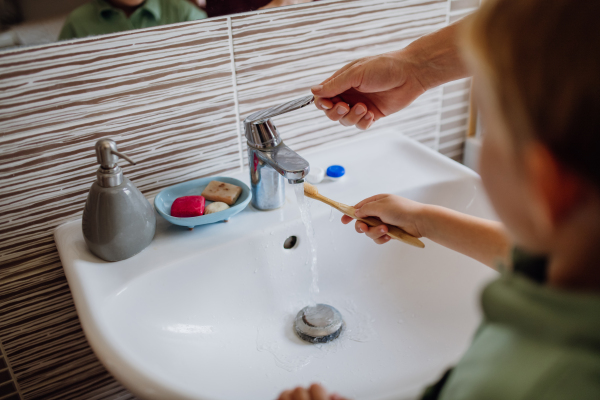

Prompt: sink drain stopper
[294,304,343,343]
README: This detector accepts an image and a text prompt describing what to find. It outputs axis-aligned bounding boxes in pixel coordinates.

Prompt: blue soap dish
[154,176,251,229]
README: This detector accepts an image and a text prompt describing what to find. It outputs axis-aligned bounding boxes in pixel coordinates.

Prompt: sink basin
[55,130,498,400]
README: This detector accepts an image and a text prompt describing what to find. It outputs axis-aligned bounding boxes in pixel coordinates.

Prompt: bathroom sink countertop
[55,129,498,400]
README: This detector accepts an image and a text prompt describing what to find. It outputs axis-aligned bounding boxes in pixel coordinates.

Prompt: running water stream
[255,184,377,372]
[293,183,319,301]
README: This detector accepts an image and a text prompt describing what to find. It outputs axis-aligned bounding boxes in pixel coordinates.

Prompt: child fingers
[355,220,369,233]
[292,387,310,400]
[354,194,387,209]
[364,224,389,240]
[309,384,329,400]
[340,103,368,126]
[340,214,354,224]
[356,111,375,130]
[374,235,392,245]
[355,199,386,219]
[278,390,292,400]
[329,395,350,400]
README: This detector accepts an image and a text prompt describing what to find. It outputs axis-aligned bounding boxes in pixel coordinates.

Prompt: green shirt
[421,251,600,400]
[59,0,207,40]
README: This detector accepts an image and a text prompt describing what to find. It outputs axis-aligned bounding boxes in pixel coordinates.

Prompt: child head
[462,0,600,266]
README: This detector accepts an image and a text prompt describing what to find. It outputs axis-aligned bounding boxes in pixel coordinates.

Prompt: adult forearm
[402,17,471,91]
[420,205,511,269]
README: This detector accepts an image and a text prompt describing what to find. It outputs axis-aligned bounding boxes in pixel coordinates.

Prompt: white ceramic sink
[55,131,498,400]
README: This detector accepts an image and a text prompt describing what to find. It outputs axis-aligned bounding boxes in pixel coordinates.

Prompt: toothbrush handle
[305,192,425,248]
[341,205,425,249]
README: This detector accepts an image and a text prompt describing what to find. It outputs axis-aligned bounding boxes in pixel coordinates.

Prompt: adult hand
[311,19,470,129]
[311,50,427,130]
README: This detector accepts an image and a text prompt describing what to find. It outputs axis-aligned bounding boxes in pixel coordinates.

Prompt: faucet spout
[256,143,309,181]
[244,95,314,210]
[248,143,309,210]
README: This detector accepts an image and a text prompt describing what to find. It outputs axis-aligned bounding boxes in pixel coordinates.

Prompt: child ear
[525,142,585,231]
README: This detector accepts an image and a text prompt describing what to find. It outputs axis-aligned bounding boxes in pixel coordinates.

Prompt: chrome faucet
[244,95,313,210]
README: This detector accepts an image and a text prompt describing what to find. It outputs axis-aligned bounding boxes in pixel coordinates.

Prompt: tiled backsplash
[0,0,477,398]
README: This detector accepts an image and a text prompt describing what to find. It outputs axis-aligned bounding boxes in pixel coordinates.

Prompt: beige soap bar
[201,181,242,205]
[205,201,230,214]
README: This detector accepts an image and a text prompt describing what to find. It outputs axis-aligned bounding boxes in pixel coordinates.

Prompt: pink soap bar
[171,196,206,217]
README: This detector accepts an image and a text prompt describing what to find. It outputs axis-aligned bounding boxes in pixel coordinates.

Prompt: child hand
[341,194,426,245]
[277,384,348,400]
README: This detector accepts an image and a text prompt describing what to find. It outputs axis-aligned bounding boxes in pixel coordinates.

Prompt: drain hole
[283,235,298,249]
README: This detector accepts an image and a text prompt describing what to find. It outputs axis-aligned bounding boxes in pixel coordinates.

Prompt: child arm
[345,194,511,269]
[418,205,510,269]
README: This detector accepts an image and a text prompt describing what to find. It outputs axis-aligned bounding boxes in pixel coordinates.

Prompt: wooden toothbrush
[303,182,425,248]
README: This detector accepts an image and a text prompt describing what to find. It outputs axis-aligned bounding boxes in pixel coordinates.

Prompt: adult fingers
[324,100,350,122]
[321,59,360,85]
[309,384,329,400]
[340,103,368,127]
[356,111,375,130]
[314,97,333,111]
[312,67,361,99]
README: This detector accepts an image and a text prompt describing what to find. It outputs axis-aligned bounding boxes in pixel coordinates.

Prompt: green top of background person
[59,0,207,41]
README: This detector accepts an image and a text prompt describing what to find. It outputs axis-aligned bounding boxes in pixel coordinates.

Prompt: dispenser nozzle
[112,150,136,166]
[95,138,136,169]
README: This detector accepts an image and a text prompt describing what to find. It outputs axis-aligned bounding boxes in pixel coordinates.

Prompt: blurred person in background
[59,0,206,40]
[205,0,312,18]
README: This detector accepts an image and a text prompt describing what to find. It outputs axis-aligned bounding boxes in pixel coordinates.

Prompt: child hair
[463,0,600,187]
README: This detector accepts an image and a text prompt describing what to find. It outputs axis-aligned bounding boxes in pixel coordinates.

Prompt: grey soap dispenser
[82,139,156,262]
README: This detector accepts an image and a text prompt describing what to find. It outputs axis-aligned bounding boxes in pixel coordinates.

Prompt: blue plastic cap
[326,165,345,178]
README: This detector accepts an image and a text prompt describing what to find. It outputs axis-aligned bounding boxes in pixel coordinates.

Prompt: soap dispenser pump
[82,139,156,262]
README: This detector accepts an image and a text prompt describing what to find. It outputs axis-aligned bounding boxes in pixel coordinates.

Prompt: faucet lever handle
[244,95,314,125]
